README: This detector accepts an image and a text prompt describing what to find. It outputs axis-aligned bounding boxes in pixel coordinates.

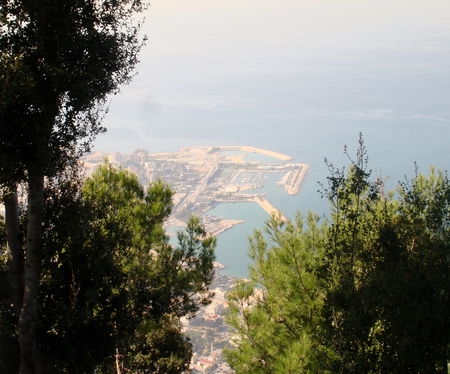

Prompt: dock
[252,196,288,221]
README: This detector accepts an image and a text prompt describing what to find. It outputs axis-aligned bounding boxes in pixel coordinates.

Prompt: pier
[252,196,288,221]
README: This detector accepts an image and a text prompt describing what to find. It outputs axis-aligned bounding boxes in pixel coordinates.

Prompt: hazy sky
[95,0,450,191]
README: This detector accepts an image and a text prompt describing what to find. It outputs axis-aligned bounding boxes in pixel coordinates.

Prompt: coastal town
[181,264,238,373]
[82,145,309,235]
[81,146,309,373]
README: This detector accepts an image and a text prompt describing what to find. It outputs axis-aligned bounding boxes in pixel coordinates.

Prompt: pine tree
[0,162,216,372]
[225,212,328,373]
[225,136,450,373]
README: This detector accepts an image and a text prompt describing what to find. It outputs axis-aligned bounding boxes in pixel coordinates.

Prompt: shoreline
[216,146,292,161]
[206,219,245,236]
[285,164,310,195]
[252,196,288,221]
[166,217,245,238]
[177,145,293,161]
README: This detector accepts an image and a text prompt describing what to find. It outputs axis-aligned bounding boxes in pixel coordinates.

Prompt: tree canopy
[0,162,216,372]
[1,1,150,372]
[225,212,327,373]
[1,0,148,183]
[225,137,450,373]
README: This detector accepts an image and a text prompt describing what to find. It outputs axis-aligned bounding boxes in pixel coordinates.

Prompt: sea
[165,155,311,279]
[159,128,450,279]
[92,2,450,278]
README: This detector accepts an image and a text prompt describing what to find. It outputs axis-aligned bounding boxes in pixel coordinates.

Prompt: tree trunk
[443,352,449,374]
[19,173,45,374]
[4,188,24,323]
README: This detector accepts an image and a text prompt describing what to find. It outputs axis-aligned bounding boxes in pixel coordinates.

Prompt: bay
[203,202,268,279]
[204,155,317,279]
[91,0,450,280]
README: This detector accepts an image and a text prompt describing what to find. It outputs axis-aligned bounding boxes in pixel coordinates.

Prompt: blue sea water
[93,5,450,278]
[204,202,268,279]
[203,154,322,279]
[151,134,450,279]
[197,134,450,279]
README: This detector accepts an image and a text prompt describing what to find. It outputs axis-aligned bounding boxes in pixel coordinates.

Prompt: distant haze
[95,0,450,213]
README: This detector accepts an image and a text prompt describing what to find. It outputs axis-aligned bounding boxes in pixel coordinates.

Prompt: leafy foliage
[0,162,216,372]
[1,1,150,371]
[0,211,21,372]
[0,0,149,184]
[226,136,450,373]
[225,212,328,373]
[320,139,450,373]
[122,315,192,374]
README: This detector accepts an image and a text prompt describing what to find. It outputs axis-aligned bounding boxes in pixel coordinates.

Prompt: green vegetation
[225,212,327,373]
[0,163,216,372]
[1,1,221,372]
[1,1,151,371]
[225,136,450,373]
[1,2,448,372]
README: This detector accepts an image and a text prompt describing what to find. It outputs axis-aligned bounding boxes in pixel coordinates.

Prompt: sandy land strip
[285,164,310,195]
[161,146,293,161]
[148,152,178,158]
[167,218,245,237]
[166,217,187,227]
[218,146,292,161]
[206,219,245,236]
[239,185,259,191]
[226,154,247,163]
[253,196,288,221]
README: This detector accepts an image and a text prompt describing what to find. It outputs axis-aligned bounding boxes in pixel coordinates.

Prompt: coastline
[285,164,310,195]
[166,216,245,238]
[206,219,245,236]
[252,196,288,221]
[83,146,309,279]
[216,146,292,161]
[177,145,293,161]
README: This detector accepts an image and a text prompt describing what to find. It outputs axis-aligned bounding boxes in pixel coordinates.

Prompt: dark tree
[0,1,149,372]
[225,135,450,373]
[1,163,216,372]
[320,137,450,373]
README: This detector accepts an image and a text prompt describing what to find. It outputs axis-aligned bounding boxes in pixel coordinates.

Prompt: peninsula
[82,146,309,235]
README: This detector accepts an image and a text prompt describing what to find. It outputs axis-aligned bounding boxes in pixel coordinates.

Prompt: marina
[82,145,308,237]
